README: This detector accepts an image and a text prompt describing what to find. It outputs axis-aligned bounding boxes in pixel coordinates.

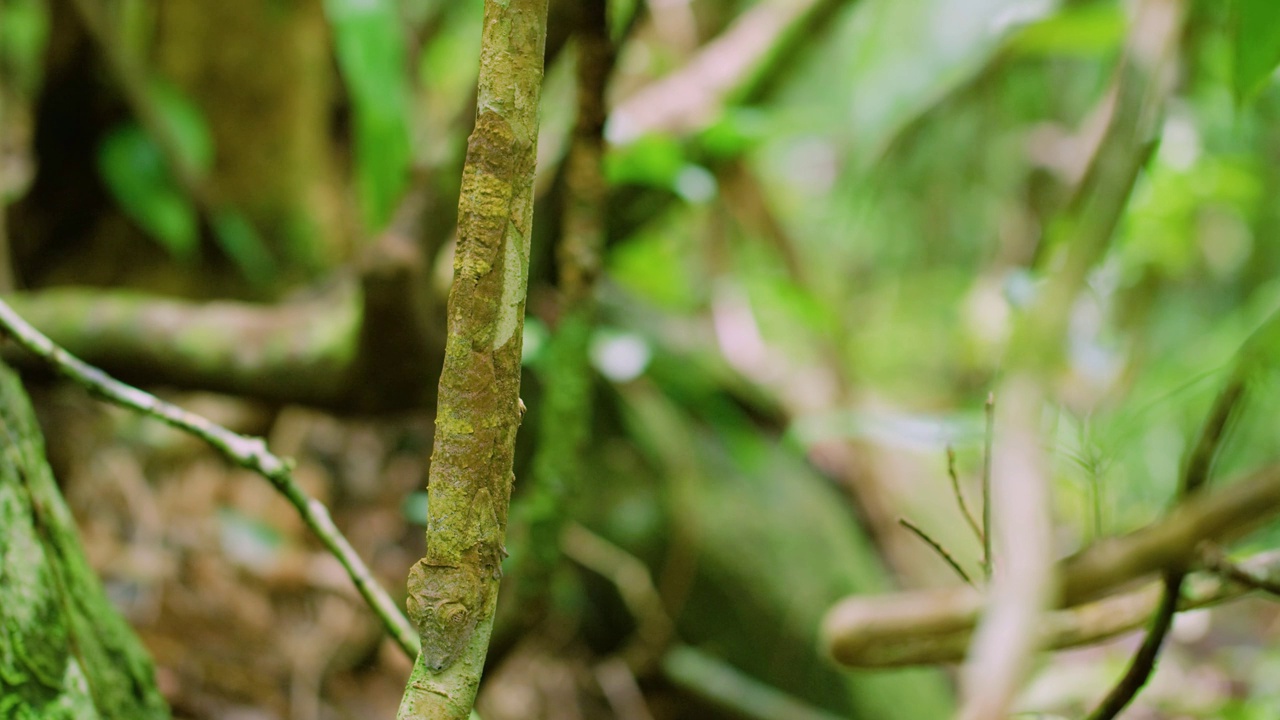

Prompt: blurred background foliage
[5,0,1280,718]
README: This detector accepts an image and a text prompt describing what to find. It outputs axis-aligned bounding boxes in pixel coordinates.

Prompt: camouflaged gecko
[406,487,507,672]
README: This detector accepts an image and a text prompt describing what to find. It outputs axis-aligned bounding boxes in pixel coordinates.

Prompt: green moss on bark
[0,361,169,720]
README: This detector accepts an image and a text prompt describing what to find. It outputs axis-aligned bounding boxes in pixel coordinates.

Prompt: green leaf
[609,0,639,40]
[0,0,50,94]
[1234,0,1280,101]
[1004,3,1126,58]
[605,134,687,188]
[697,107,771,160]
[605,134,717,202]
[210,209,276,286]
[97,123,198,261]
[325,0,412,230]
[148,81,215,174]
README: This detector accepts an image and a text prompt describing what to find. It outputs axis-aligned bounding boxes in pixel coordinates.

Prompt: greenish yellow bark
[398,1,549,718]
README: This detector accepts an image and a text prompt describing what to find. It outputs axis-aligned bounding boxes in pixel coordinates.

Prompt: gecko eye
[445,605,467,626]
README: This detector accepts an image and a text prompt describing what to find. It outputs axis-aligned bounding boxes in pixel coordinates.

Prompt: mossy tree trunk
[0,360,169,720]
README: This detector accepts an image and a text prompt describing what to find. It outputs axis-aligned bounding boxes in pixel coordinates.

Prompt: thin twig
[981,392,994,577]
[1086,374,1246,720]
[1085,572,1182,720]
[947,446,984,547]
[823,458,1280,668]
[1200,544,1280,596]
[898,518,974,587]
[0,298,421,659]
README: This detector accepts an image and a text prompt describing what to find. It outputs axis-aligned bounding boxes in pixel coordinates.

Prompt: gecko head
[407,561,484,673]
[415,599,475,672]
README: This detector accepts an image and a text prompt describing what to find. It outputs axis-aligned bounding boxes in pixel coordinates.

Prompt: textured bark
[398,1,549,718]
[0,360,169,720]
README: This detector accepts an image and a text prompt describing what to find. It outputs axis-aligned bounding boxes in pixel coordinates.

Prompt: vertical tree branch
[398,2,549,718]
[517,0,614,601]
[957,1,1184,716]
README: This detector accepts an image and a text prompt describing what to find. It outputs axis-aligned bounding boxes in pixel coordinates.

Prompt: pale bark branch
[0,297,421,659]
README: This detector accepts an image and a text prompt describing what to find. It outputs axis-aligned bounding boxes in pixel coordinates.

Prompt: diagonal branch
[0,297,421,659]
[1085,335,1249,719]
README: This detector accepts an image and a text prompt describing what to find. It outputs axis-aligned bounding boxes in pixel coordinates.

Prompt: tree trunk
[0,360,169,720]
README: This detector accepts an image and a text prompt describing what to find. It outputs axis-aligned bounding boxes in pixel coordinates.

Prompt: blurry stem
[1086,367,1246,720]
[981,393,993,577]
[958,1,1184,716]
[821,456,1280,668]
[946,447,983,549]
[517,0,613,600]
[1201,545,1280,596]
[563,521,841,720]
[562,522,675,666]
[0,298,421,659]
[0,81,12,293]
[4,235,445,412]
[609,0,854,142]
[1085,574,1181,720]
[959,377,1054,720]
[898,517,974,587]
[662,646,847,720]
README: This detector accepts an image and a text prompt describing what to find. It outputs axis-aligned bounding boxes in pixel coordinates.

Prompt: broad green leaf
[608,215,702,310]
[1233,0,1280,101]
[97,123,198,260]
[1004,2,1125,58]
[781,0,1059,164]
[417,2,483,113]
[325,0,411,230]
